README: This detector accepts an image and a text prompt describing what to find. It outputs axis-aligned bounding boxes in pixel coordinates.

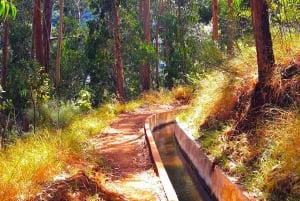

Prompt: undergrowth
[0,103,117,200]
[180,33,300,200]
[0,89,176,201]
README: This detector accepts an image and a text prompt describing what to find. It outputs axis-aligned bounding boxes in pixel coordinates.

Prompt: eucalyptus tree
[55,0,64,88]
[250,0,275,103]
[32,0,44,67]
[43,0,53,73]
[111,0,125,102]
[212,0,218,41]
[139,0,151,91]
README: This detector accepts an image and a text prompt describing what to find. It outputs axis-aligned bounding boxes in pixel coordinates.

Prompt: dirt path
[30,104,176,201]
[90,104,175,201]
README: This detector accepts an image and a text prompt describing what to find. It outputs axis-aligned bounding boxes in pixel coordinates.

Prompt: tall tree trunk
[177,1,188,84]
[139,0,145,21]
[154,0,163,89]
[31,7,36,60]
[109,15,118,92]
[212,0,218,41]
[112,0,126,103]
[161,0,169,75]
[250,0,275,88]
[234,0,275,133]
[139,0,151,91]
[33,0,45,67]
[43,0,53,73]
[1,21,9,149]
[56,0,64,87]
[227,0,234,55]
[1,20,9,90]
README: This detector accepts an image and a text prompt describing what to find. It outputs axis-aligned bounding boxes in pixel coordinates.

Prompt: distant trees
[1,0,298,135]
[139,0,151,91]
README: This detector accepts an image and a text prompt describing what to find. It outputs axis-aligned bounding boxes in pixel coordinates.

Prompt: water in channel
[153,123,213,201]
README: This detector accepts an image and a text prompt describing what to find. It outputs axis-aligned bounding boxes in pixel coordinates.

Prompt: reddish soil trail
[90,104,175,201]
[30,104,176,201]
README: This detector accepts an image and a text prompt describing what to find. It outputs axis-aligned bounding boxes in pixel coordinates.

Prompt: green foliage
[0,0,17,19]
[28,73,53,105]
[9,22,32,61]
[7,61,54,111]
[60,40,89,100]
[25,101,78,128]
[76,90,92,112]
[198,0,212,24]
[269,0,300,28]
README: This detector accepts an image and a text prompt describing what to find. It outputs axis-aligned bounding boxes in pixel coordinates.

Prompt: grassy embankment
[0,90,174,201]
[179,33,300,200]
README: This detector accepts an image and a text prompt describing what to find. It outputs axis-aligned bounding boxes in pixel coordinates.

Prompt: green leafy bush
[76,90,92,112]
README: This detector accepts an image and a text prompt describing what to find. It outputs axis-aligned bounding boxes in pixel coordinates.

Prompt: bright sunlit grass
[250,108,300,200]
[178,70,230,135]
[0,132,63,200]
[272,32,300,65]
[181,31,300,200]
[0,90,177,201]
[0,102,123,200]
[139,88,174,104]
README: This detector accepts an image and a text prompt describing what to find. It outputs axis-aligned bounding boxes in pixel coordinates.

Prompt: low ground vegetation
[180,34,300,200]
[0,90,175,201]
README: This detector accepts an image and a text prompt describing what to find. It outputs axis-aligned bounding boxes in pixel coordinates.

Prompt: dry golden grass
[181,31,300,200]
[251,107,300,200]
[172,85,194,104]
[0,102,123,201]
[139,88,174,104]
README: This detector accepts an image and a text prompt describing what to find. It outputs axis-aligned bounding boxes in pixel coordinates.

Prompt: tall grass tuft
[0,102,123,200]
[139,88,174,104]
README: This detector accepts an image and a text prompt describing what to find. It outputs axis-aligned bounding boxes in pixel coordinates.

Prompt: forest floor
[31,103,179,201]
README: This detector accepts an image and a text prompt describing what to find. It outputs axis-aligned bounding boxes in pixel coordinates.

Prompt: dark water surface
[153,123,213,201]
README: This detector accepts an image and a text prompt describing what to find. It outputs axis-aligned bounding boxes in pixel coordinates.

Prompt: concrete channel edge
[144,109,254,201]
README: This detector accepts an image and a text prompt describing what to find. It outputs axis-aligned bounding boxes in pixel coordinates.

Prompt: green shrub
[76,90,92,112]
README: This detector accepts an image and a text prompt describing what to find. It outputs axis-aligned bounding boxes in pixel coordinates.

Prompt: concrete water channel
[153,123,213,201]
[144,110,251,201]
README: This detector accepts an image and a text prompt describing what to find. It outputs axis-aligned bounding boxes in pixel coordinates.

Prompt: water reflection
[153,123,211,201]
